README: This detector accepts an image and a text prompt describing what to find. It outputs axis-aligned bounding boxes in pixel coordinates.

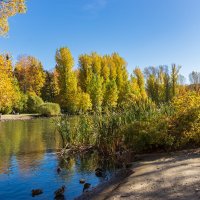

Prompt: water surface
[0,118,114,200]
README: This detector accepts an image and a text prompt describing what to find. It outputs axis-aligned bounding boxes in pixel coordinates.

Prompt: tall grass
[57,93,200,154]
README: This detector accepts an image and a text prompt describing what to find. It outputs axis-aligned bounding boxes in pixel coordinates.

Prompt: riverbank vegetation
[1,47,200,153]
[58,92,200,154]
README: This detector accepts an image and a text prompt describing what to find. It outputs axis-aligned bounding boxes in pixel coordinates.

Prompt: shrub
[39,103,61,116]
[27,93,44,113]
[14,93,28,113]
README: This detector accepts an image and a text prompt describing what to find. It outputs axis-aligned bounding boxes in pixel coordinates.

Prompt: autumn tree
[78,54,93,92]
[78,52,131,110]
[111,53,129,104]
[101,56,110,81]
[145,66,168,103]
[15,56,46,96]
[41,70,60,102]
[144,67,160,103]
[0,54,21,113]
[76,90,92,113]
[103,80,118,108]
[55,47,78,113]
[78,53,104,111]
[130,68,147,101]
[171,64,181,97]
[145,65,181,104]
[87,74,104,111]
[0,0,26,35]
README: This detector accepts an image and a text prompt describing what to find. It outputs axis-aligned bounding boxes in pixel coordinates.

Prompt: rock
[31,189,43,197]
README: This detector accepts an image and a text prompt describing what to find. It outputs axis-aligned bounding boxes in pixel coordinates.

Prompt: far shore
[0,114,43,122]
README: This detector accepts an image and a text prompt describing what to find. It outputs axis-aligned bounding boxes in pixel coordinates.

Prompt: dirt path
[78,149,200,200]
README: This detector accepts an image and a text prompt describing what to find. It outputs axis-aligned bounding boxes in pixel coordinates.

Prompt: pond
[0,118,116,200]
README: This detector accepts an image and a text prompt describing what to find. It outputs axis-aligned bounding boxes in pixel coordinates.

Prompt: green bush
[39,103,61,116]
[27,93,44,113]
[14,93,28,113]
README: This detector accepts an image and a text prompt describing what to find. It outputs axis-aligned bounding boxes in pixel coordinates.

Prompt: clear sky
[1,0,200,80]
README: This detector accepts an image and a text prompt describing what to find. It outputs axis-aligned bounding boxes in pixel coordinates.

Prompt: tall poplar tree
[55,47,78,113]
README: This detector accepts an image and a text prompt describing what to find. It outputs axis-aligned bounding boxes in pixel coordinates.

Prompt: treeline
[0,47,199,114]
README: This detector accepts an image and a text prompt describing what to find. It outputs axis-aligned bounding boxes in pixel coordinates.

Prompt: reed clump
[57,92,200,154]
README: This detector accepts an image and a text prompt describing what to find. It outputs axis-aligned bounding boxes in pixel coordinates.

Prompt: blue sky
[1,0,200,80]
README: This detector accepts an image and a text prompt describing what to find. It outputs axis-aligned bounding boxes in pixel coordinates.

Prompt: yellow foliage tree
[55,47,78,113]
[0,0,26,35]
[15,56,46,96]
[103,80,118,108]
[0,54,20,113]
[130,68,147,100]
[77,90,92,113]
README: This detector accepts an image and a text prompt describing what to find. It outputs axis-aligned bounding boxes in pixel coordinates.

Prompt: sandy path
[83,149,200,200]
[0,114,40,121]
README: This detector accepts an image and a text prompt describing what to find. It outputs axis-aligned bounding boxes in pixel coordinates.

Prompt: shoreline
[0,114,43,122]
[75,168,134,200]
[76,148,200,200]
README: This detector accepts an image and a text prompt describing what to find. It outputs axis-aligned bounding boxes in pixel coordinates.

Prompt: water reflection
[0,118,61,174]
[0,119,116,200]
